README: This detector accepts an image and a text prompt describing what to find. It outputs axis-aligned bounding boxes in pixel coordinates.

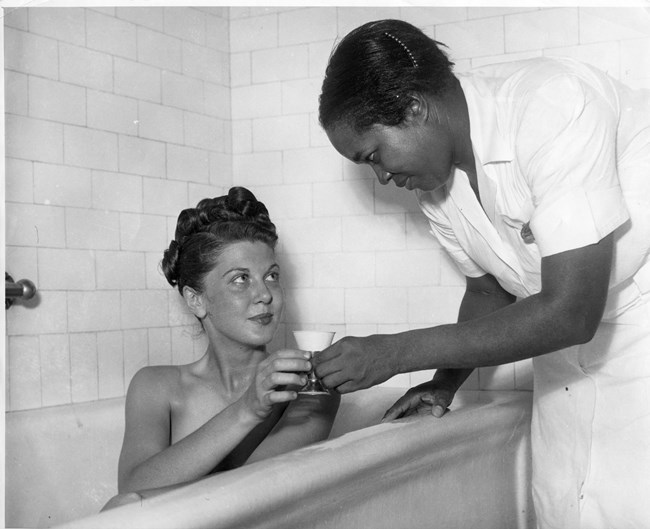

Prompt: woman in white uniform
[315,19,650,529]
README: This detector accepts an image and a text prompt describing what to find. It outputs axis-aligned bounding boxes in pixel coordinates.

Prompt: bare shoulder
[126,365,182,403]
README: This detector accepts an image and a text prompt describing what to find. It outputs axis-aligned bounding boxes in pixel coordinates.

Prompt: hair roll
[161,187,278,294]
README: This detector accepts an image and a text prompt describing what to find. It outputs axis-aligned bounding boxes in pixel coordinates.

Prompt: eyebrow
[222,267,249,278]
[222,263,280,278]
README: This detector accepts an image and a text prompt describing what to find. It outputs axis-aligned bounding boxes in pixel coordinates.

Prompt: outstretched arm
[382,273,516,420]
[316,233,613,393]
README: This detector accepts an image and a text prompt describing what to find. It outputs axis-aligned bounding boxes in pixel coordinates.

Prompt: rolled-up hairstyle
[319,19,455,133]
[161,187,278,295]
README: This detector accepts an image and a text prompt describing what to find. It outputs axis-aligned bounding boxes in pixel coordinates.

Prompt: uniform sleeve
[517,74,629,257]
[417,192,486,278]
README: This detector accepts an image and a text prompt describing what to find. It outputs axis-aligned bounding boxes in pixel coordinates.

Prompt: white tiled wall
[5,6,649,411]
[5,6,229,411]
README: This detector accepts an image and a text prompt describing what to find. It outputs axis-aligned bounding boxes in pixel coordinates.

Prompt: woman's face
[195,240,283,349]
[326,116,455,192]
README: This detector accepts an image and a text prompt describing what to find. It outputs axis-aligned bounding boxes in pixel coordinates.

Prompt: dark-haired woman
[102,187,339,510]
[315,19,650,529]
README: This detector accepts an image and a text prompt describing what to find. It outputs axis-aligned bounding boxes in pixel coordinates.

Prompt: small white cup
[293,330,335,351]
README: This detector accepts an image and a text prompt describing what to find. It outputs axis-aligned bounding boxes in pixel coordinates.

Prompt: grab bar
[5,273,37,309]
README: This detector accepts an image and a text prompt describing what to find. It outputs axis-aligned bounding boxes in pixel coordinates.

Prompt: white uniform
[416,58,650,529]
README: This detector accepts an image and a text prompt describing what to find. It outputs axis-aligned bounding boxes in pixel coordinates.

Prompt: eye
[265,270,280,283]
[366,152,377,164]
[232,274,249,285]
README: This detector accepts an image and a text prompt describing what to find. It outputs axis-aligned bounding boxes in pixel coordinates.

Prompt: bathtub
[6,387,535,529]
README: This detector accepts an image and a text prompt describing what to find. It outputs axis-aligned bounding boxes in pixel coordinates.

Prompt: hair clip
[384,31,418,68]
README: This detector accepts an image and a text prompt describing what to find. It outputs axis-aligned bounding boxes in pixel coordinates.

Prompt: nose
[373,165,392,185]
[254,280,273,304]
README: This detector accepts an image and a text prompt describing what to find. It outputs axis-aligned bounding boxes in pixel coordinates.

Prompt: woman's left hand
[313,335,397,393]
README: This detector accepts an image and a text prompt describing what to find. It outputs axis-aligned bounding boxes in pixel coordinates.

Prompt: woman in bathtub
[102,187,339,510]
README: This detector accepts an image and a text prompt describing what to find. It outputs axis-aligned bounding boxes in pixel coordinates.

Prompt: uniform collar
[458,73,514,165]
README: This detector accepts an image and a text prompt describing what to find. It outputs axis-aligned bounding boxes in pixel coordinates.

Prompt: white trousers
[531,288,650,529]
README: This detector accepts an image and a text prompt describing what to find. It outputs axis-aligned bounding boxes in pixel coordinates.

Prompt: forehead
[326,123,377,162]
[215,240,276,269]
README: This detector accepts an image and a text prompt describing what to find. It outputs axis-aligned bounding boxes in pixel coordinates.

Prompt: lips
[249,313,273,325]
[392,176,410,188]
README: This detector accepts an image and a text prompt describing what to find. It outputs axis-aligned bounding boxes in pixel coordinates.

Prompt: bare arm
[247,392,340,464]
[382,273,516,420]
[316,233,613,393]
[118,351,311,493]
[430,273,518,392]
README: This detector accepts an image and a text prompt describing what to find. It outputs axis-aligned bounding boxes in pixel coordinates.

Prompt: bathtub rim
[51,389,534,529]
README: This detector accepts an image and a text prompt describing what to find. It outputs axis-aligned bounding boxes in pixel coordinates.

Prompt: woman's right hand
[242,350,312,422]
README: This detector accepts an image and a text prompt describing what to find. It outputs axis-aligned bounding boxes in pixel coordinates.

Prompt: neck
[198,332,266,396]
[447,78,475,175]
[443,79,479,199]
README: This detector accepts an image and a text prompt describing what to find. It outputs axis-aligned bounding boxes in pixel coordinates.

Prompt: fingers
[265,389,299,404]
[260,371,307,391]
[381,389,453,423]
[260,354,311,379]
[423,392,452,418]
[319,370,349,392]
[381,393,420,422]
[312,342,342,376]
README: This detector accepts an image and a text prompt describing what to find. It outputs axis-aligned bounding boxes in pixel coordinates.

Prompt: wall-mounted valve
[5,273,37,309]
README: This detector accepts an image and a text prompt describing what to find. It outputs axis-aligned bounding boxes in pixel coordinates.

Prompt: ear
[403,93,428,125]
[182,286,207,319]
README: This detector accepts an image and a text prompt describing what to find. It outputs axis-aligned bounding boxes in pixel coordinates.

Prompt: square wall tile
[5,27,59,78]
[86,9,137,59]
[120,212,169,252]
[6,203,66,248]
[345,287,408,325]
[29,77,86,126]
[279,8,337,46]
[342,214,406,252]
[118,135,167,179]
[29,7,85,45]
[505,8,579,53]
[148,328,173,366]
[64,125,119,172]
[38,249,96,291]
[87,90,139,136]
[124,329,149,385]
[68,291,121,333]
[60,42,113,91]
[6,291,68,337]
[70,332,99,403]
[97,331,125,399]
[313,180,374,217]
[96,251,146,291]
[121,290,169,329]
[313,252,376,289]
[5,157,34,204]
[92,170,143,213]
[34,163,92,208]
[408,286,464,324]
[283,287,345,325]
[6,115,63,164]
[40,334,72,407]
[8,336,42,411]
[230,14,278,53]
[65,208,121,250]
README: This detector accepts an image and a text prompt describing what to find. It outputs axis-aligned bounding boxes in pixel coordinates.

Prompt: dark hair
[161,187,278,295]
[319,19,455,133]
